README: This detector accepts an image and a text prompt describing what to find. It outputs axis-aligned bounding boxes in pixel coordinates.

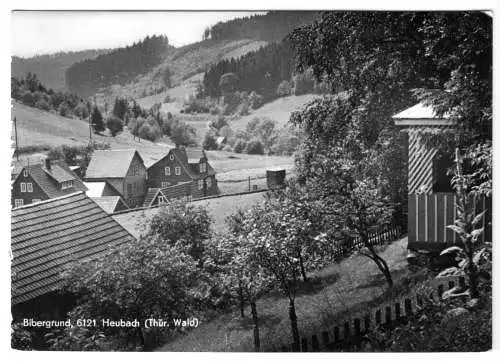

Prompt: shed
[393,103,491,251]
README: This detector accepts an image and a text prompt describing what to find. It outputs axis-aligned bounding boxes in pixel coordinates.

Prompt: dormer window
[61,180,74,190]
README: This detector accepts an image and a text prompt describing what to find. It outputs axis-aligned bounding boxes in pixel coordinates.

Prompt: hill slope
[230,94,320,130]
[11,49,109,91]
[11,101,172,164]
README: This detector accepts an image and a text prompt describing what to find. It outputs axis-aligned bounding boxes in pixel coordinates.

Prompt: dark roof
[14,161,87,199]
[85,150,143,179]
[11,192,136,305]
[91,196,129,214]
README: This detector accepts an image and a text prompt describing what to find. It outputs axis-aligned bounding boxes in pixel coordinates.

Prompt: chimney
[45,158,51,171]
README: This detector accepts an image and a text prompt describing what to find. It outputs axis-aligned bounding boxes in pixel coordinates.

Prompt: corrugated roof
[11,192,136,305]
[392,102,450,120]
[15,162,88,199]
[85,150,142,179]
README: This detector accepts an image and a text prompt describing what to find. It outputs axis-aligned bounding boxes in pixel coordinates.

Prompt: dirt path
[158,237,409,352]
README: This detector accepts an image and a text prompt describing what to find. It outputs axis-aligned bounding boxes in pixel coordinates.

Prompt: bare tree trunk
[137,326,146,350]
[365,246,393,287]
[250,300,260,352]
[238,282,245,318]
[288,298,300,351]
[298,253,308,282]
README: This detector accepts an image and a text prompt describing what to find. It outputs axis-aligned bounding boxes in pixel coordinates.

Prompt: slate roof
[91,196,129,214]
[14,161,87,199]
[85,150,142,179]
[11,192,136,306]
[392,103,450,120]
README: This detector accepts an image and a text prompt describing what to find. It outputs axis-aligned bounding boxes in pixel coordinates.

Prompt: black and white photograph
[7,3,495,356]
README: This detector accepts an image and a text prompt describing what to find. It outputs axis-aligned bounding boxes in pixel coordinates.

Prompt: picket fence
[329,225,405,261]
[275,275,467,352]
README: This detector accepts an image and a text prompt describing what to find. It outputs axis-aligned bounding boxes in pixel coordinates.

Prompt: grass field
[157,237,415,352]
[230,94,320,130]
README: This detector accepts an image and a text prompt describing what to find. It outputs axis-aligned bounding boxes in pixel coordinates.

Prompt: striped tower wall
[405,126,491,250]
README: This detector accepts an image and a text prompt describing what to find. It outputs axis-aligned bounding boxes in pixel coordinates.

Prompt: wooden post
[13,116,19,161]
[248,176,251,192]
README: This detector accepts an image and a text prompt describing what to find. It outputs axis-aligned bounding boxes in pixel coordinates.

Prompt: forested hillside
[66,35,172,98]
[11,49,109,91]
[207,11,321,43]
[203,40,295,100]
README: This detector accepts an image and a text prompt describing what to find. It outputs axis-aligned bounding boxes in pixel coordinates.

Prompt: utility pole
[13,117,19,161]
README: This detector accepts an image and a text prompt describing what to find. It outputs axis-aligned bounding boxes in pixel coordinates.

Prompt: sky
[11,11,266,58]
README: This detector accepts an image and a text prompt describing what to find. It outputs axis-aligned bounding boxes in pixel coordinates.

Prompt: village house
[11,192,136,348]
[11,158,87,209]
[85,149,147,208]
[393,103,491,252]
[144,147,219,207]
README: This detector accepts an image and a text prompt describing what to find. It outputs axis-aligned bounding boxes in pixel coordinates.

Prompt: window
[23,169,28,177]
[27,183,33,192]
[127,183,132,195]
[165,167,171,176]
[133,181,138,192]
[198,179,204,190]
[161,181,169,188]
[158,196,166,205]
[32,199,41,204]
[20,183,26,192]
[61,180,73,190]
[169,154,174,160]
[206,177,212,188]
[14,199,23,208]
[200,162,206,173]
[175,166,181,176]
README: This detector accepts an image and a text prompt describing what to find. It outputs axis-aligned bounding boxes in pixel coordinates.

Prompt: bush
[248,91,264,110]
[74,103,89,119]
[202,132,218,150]
[106,116,124,137]
[21,91,35,107]
[233,139,247,154]
[246,140,264,155]
[170,120,197,147]
[138,123,161,142]
[276,80,292,98]
[58,103,70,117]
[183,97,211,114]
[35,99,51,111]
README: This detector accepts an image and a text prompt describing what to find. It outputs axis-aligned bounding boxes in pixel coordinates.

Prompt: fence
[276,275,467,352]
[329,225,405,261]
[408,193,492,251]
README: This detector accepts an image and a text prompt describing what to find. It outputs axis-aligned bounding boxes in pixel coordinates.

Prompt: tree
[170,120,197,147]
[144,199,212,264]
[112,98,128,121]
[162,67,172,89]
[91,106,105,133]
[246,117,278,153]
[106,116,124,137]
[246,140,264,155]
[204,232,272,351]
[74,103,89,120]
[59,236,206,350]
[219,73,239,94]
[276,80,292,98]
[202,131,218,151]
